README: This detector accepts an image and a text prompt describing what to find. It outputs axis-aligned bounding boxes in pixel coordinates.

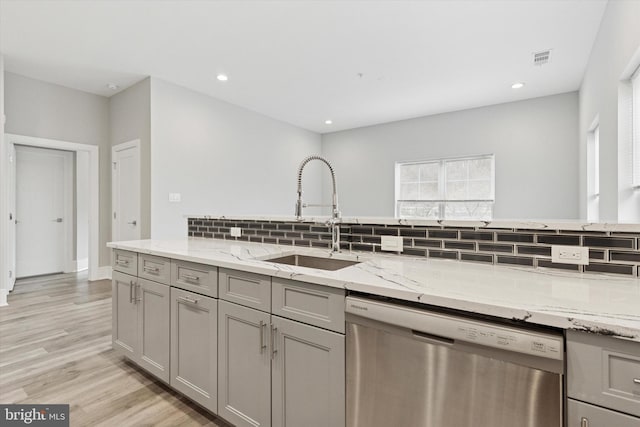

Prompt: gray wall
[109,77,151,239]
[3,72,112,267]
[150,78,323,239]
[321,92,579,219]
[579,0,640,221]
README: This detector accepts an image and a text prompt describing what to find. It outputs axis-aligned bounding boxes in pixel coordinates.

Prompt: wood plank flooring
[0,273,230,426]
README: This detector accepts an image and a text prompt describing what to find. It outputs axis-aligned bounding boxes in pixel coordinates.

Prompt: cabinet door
[112,271,137,359]
[170,288,217,412]
[568,399,640,427]
[271,316,345,427]
[218,300,271,427]
[136,278,170,382]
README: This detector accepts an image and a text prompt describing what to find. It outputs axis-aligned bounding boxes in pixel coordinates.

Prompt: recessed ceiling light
[106,83,119,91]
[511,82,525,89]
[216,74,228,82]
[325,119,333,125]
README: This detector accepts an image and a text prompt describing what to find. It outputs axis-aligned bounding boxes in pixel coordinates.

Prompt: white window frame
[631,65,640,188]
[394,154,495,220]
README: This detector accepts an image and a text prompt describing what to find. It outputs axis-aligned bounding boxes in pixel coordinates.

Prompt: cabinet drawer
[568,399,640,427]
[272,278,345,333]
[138,254,171,285]
[113,249,137,275]
[567,330,640,417]
[171,260,218,298]
[219,268,271,312]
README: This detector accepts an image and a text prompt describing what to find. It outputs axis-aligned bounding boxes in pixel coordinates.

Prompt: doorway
[112,140,141,242]
[15,145,73,278]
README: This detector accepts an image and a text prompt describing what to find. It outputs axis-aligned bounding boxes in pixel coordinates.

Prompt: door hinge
[113,212,117,219]
[113,162,117,170]
[9,270,12,279]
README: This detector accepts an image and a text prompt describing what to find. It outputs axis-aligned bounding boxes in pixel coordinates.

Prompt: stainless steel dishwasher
[346,296,565,427]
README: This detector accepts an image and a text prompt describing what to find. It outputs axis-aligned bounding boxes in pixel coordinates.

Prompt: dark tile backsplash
[188,217,640,277]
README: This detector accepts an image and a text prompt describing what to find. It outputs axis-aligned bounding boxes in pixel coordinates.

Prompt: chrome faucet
[295,155,341,252]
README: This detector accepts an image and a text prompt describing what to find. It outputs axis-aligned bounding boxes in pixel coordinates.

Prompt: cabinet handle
[182,274,200,282]
[143,266,159,273]
[271,325,278,359]
[259,321,266,353]
[581,417,588,427]
[116,259,129,266]
[135,284,141,303]
[634,378,640,385]
[178,296,199,305]
[129,280,135,303]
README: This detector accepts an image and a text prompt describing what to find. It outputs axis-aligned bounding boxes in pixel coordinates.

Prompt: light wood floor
[0,273,230,426]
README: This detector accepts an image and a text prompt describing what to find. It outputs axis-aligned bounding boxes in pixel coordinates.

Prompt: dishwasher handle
[412,329,455,346]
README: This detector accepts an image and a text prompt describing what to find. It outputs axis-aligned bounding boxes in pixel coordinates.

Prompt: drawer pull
[634,378,640,385]
[143,266,160,273]
[581,417,588,427]
[129,280,135,303]
[182,274,200,282]
[271,325,278,359]
[259,321,266,353]
[116,259,129,266]
[178,296,199,305]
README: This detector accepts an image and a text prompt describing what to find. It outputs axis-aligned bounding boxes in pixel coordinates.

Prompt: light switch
[169,193,181,203]
[381,235,403,252]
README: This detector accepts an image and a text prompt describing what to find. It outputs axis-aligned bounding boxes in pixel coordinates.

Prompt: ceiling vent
[533,50,551,66]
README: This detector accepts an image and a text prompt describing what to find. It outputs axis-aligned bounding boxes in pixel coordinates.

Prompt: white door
[7,143,16,288]
[15,146,73,278]
[112,141,140,242]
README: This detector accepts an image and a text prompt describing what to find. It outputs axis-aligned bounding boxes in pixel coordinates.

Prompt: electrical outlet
[381,235,403,252]
[168,193,181,203]
[551,245,589,265]
[230,227,242,237]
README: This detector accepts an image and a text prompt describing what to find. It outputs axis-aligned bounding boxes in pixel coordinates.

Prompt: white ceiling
[0,0,607,133]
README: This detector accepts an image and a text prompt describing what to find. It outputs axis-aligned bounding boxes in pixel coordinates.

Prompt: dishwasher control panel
[346,297,564,360]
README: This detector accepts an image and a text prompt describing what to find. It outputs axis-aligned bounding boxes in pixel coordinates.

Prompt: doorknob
[127,220,137,226]
[52,218,63,223]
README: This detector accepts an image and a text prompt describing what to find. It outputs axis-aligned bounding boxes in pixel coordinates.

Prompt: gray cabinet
[218,300,271,427]
[113,249,137,275]
[112,258,170,383]
[136,278,170,382]
[219,268,271,312]
[171,288,217,412]
[567,399,640,427]
[138,253,171,285]
[171,260,218,298]
[112,270,137,358]
[271,315,345,427]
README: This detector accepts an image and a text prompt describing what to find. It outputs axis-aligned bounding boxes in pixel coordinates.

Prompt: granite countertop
[107,238,640,343]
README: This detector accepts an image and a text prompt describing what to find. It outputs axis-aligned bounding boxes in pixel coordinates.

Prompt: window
[395,155,495,220]
[632,66,640,187]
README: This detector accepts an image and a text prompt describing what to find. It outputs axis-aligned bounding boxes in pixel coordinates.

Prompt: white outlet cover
[551,245,589,265]
[168,193,181,202]
[230,227,242,237]
[381,235,403,252]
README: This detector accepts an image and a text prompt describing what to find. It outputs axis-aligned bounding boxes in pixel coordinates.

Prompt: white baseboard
[0,289,8,307]
[90,266,112,281]
[76,258,89,272]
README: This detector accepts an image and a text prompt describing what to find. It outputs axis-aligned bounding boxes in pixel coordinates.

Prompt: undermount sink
[264,254,360,271]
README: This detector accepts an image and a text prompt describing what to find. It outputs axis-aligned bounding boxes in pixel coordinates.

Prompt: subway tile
[429,230,458,239]
[460,231,494,241]
[589,249,606,260]
[318,233,333,241]
[374,227,399,236]
[609,251,640,263]
[223,222,238,228]
[214,233,225,239]
[496,233,534,243]
[362,235,382,244]
[536,234,580,246]
[351,226,374,235]
[517,245,551,256]
[294,224,311,231]
[203,232,213,238]
[263,237,278,244]
[242,229,256,235]
[496,256,534,267]
[583,236,635,249]
[192,220,203,226]
[351,243,375,252]
[192,231,203,237]
[311,240,330,248]
[249,236,263,243]
[403,248,427,257]
[461,253,494,264]
[256,229,270,236]
[270,231,286,237]
[478,243,513,253]
[294,239,311,247]
[213,221,224,227]
[277,223,294,230]
[277,238,292,245]
[585,263,635,276]
[399,228,427,238]
[311,226,330,233]
[237,235,249,241]
[537,259,581,272]
[303,233,320,240]
[203,220,214,227]
[444,241,476,250]
[339,226,351,234]
[414,239,442,248]
[285,232,302,239]
[262,223,278,230]
[428,250,458,260]
[219,227,230,233]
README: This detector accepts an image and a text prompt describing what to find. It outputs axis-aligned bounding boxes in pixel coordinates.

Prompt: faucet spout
[295,155,341,252]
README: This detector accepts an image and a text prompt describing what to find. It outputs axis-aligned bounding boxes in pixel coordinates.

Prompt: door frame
[15,145,74,277]
[2,133,101,293]
[112,139,141,242]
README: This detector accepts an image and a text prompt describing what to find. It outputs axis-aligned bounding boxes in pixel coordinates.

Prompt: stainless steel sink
[264,254,360,271]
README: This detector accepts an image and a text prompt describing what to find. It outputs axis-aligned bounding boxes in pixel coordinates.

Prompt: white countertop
[107,238,640,342]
